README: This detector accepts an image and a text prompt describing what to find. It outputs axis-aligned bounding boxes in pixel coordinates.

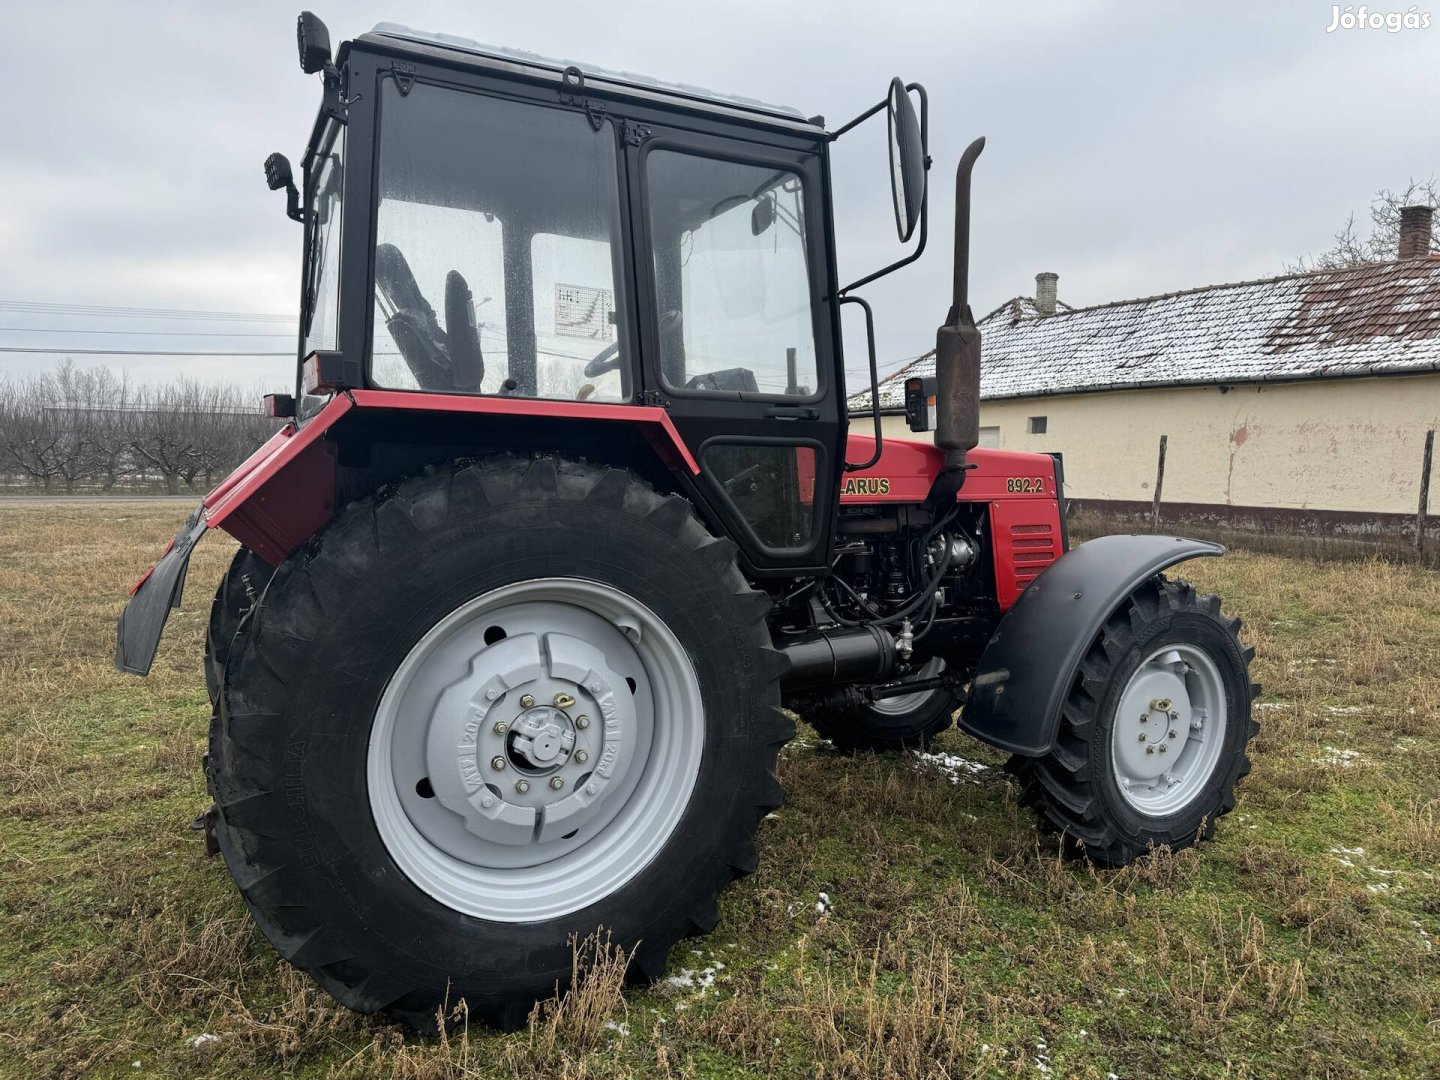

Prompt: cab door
[627,123,843,577]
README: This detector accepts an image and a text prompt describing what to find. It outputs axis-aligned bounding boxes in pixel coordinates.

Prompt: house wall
[877,373,1440,521]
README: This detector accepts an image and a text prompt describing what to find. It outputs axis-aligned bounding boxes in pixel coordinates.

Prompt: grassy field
[1,504,1438,1079]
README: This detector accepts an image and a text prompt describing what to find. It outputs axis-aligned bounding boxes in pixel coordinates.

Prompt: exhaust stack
[929,137,985,502]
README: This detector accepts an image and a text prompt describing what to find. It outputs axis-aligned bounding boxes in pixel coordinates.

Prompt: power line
[0,299,293,324]
[0,346,293,357]
[0,326,296,338]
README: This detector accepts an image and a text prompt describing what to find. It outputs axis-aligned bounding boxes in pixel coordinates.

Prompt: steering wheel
[582,310,683,378]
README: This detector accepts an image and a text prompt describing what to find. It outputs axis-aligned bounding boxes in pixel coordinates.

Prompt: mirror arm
[839,295,884,472]
[829,97,886,140]
[837,83,929,296]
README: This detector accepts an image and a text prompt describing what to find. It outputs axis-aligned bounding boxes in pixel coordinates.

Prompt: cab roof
[360,23,817,132]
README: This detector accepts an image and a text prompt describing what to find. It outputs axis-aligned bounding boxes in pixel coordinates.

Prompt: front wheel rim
[865,658,946,716]
[367,577,704,922]
[1108,642,1228,816]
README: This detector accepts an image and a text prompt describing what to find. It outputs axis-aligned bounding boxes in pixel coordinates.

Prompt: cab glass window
[302,125,343,361]
[701,443,818,549]
[370,79,629,400]
[646,150,818,397]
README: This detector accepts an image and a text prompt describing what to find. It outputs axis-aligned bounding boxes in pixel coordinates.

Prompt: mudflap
[114,502,209,676]
[959,535,1224,756]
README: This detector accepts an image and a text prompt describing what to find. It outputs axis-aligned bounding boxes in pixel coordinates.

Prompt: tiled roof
[853,257,1440,410]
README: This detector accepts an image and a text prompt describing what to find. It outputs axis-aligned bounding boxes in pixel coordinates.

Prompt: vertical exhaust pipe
[928,137,985,506]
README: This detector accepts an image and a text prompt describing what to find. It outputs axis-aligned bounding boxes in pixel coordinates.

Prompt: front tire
[1009,576,1258,867]
[209,456,790,1028]
[805,658,959,753]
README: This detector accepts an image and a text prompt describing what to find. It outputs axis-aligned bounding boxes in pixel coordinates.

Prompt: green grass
[1,504,1437,1078]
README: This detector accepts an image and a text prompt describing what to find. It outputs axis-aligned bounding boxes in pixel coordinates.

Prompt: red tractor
[117,14,1257,1029]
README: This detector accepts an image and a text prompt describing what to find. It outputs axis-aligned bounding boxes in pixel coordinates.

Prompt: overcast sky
[0,0,1435,392]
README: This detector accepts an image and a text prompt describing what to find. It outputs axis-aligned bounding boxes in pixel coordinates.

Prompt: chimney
[1398,205,1434,260]
[1034,272,1058,316]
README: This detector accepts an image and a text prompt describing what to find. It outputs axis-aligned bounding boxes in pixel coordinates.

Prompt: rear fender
[959,535,1224,756]
[115,389,702,676]
[114,399,347,675]
[114,504,209,675]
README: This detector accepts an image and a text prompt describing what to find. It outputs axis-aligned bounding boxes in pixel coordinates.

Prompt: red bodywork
[841,433,1063,609]
[196,391,699,566]
[180,395,1060,610]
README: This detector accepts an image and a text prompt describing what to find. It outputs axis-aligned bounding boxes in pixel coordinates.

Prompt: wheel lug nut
[1169,710,1180,722]
[1158,744,1168,753]
[1140,714,1149,724]
[576,716,590,730]
[1138,733,1148,742]
[490,756,506,771]
[575,749,589,763]
[554,692,576,709]
[1146,746,1156,755]
[1168,729,1178,739]
[515,779,530,794]
[519,694,535,709]
[493,721,508,735]
[549,776,565,790]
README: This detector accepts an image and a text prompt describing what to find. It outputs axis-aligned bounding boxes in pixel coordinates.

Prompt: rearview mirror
[750,195,775,236]
[886,78,925,242]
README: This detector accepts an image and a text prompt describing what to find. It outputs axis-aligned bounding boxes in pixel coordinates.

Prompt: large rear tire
[1008,576,1258,867]
[804,658,959,753]
[209,455,790,1029]
[203,548,272,708]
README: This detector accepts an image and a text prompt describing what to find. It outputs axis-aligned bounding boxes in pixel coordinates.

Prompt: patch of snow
[816,891,832,915]
[913,749,989,784]
[1330,846,1366,857]
[185,1033,220,1050]
[1255,702,1292,711]
[666,962,723,994]
[603,1020,629,1037]
[1325,706,1367,715]
[1315,746,1363,767]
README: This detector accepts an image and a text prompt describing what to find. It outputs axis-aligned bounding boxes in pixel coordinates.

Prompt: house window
[1028,416,1048,435]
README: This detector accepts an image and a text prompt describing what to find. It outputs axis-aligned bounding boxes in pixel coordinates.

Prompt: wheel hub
[509,705,576,771]
[425,630,637,847]
[1110,644,1228,815]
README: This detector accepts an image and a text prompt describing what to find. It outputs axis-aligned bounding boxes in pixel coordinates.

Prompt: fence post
[1418,429,1434,554]
[1151,434,1168,531]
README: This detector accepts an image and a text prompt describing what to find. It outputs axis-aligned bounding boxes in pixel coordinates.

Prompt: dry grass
[2,504,1439,1078]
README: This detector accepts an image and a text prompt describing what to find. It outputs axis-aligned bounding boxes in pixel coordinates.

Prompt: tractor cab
[265,18,930,577]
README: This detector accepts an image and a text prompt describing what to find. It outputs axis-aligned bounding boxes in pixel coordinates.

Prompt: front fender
[959,534,1224,756]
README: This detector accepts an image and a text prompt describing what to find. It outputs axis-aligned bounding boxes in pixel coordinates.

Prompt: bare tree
[0,361,280,494]
[0,372,69,492]
[1291,176,1440,272]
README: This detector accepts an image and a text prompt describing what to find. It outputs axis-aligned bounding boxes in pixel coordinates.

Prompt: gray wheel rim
[1109,642,1228,816]
[367,577,704,922]
[867,657,946,716]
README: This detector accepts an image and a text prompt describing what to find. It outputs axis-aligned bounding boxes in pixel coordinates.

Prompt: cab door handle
[763,406,819,420]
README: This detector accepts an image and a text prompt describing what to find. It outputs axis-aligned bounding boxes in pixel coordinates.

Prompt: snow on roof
[853,257,1440,410]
